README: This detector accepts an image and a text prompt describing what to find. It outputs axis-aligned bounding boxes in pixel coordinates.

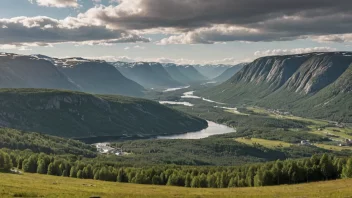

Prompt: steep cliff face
[202,52,352,122]
[114,62,183,89]
[57,59,145,97]
[0,89,208,138]
[0,53,79,90]
[284,53,352,94]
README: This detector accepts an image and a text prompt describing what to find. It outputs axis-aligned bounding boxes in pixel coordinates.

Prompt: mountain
[0,89,207,138]
[163,63,196,84]
[201,52,352,122]
[0,53,79,90]
[212,63,247,83]
[176,65,209,82]
[56,58,145,97]
[114,62,184,89]
[194,65,230,79]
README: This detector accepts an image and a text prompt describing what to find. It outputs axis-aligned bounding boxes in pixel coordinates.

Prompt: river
[157,121,235,139]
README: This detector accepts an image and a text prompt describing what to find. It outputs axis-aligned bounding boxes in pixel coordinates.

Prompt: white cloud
[254,47,337,57]
[0,16,150,46]
[312,34,352,43]
[29,0,79,8]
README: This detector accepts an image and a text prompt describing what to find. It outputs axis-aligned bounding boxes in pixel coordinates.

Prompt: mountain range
[201,52,352,122]
[113,62,184,89]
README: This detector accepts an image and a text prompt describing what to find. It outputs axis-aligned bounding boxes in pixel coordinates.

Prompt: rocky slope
[0,89,208,138]
[0,53,79,90]
[56,58,145,97]
[114,62,183,89]
[202,52,352,122]
[212,63,247,83]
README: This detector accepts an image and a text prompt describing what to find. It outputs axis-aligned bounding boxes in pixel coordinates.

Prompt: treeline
[0,128,96,157]
[3,149,352,188]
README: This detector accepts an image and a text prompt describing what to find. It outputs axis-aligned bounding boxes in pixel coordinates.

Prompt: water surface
[157,121,235,139]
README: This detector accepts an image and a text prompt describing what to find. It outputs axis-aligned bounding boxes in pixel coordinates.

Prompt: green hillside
[0,128,96,157]
[0,89,207,139]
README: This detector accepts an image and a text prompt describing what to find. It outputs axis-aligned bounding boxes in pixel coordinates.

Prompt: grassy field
[235,137,292,149]
[314,143,352,152]
[1,172,352,198]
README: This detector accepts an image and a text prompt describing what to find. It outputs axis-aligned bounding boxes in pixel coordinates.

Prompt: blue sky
[1,0,351,64]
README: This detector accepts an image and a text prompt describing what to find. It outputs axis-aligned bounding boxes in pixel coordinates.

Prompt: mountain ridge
[201,52,352,122]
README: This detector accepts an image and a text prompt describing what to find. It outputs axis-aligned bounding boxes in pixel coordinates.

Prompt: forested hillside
[0,89,207,138]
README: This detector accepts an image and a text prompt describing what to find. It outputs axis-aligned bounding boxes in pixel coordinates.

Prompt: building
[300,140,311,146]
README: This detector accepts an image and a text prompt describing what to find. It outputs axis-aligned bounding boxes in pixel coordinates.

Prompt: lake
[157,121,235,139]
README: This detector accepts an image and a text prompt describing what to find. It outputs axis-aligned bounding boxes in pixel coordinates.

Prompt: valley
[1,51,352,197]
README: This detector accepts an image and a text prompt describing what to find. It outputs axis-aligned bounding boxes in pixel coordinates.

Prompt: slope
[163,63,193,84]
[57,58,145,97]
[213,63,247,83]
[177,65,209,82]
[0,53,79,91]
[114,62,183,89]
[194,64,230,79]
[0,89,207,139]
[201,52,352,122]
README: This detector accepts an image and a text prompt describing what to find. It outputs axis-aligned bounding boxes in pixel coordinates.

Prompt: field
[1,172,352,198]
[235,137,292,149]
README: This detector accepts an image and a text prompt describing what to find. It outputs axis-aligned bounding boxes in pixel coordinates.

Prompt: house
[300,140,311,146]
[340,139,352,147]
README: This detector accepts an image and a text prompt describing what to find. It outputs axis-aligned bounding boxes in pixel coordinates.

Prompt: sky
[0,0,351,65]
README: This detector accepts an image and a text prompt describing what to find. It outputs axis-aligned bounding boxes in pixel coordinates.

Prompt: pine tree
[342,158,352,178]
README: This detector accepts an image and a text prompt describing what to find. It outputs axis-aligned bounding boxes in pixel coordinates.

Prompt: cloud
[312,34,352,43]
[74,0,352,44]
[253,47,337,57]
[29,0,79,8]
[0,16,150,46]
[84,56,250,65]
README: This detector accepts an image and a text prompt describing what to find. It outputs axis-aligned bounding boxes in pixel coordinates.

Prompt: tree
[37,159,47,174]
[22,156,37,173]
[320,154,334,180]
[47,163,55,175]
[191,176,200,188]
[117,168,127,183]
[342,158,352,178]
[70,166,77,178]
[77,170,83,179]
[152,175,162,185]
[185,173,192,187]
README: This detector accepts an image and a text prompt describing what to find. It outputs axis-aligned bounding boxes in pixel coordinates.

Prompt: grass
[1,172,352,198]
[235,138,292,149]
[314,143,352,152]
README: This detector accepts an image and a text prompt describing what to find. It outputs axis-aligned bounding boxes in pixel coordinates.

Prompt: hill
[114,62,183,89]
[0,172,351,198]
[0,53,79,91]
[194,64,230,79]
[0,128,96,157]
[201,52,352,122]
[0,89,207,139]
[56,58,145,97]
[213,63,247,83]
